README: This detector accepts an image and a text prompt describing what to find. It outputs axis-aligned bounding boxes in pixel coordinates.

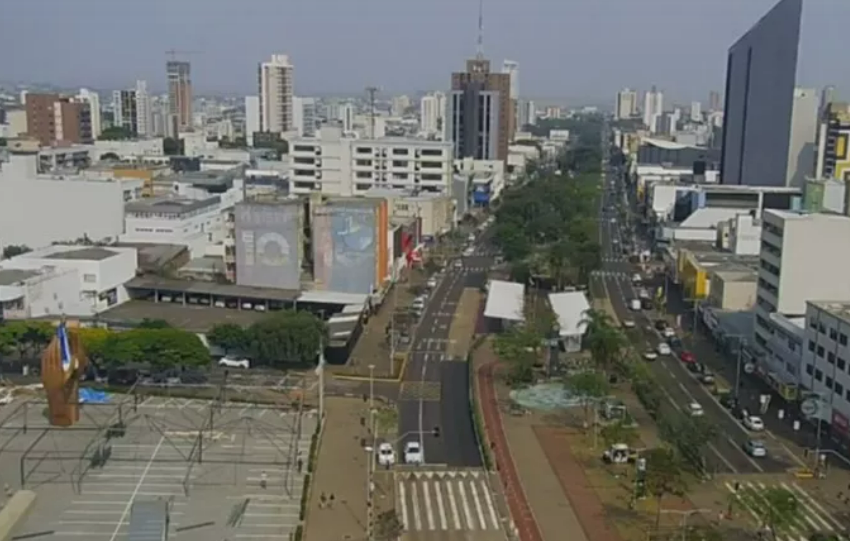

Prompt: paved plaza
[0,395,315,541]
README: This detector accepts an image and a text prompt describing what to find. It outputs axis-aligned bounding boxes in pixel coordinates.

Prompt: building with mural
[234,200,304,290]
[311,198,389,295]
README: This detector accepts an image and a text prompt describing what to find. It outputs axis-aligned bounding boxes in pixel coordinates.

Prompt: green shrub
[298,473,311,521]
[307,432,319,473]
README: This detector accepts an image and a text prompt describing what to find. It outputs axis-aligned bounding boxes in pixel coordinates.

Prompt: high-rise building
[113,89,139,134]
[167,61,193,134]
[502,60,519,140]
[446,57,511,161]
[25,93,92,146]
[720,0,803,187]
[77,89,102,138]
[292,96,317,138]
[244,96,260,146]
[616,89,638,120]
[709,91,722,112]
[135,80,152,137]
[690,101,702,122]
[815,101,850,180]
[820,86,836,119]
[642,86,663,133]
[340,103,355,133]
[786,88,819,187]
[525,100,537,127]
[391,95,411,117]
[258,54,294,134]
[420,94,441,135]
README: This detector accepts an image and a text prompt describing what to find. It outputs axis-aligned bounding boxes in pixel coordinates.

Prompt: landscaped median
[468,334,492,470]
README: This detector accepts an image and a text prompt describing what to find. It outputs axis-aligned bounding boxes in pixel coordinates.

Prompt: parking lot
[2,395,315,540]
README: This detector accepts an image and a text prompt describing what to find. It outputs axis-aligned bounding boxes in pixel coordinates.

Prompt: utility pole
[366,364,376,541]
[365,86,379,139]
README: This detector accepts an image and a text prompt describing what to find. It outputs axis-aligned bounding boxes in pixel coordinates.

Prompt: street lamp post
[659,508,711,541]
[366,364,376,541]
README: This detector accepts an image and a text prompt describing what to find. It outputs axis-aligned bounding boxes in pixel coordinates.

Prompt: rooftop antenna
[476,0,485,60]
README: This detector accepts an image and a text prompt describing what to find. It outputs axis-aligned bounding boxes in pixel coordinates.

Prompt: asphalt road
[596,144,798,476]
[398,231,492,468]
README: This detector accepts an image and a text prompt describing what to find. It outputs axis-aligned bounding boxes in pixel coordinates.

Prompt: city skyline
[1,0,848,102]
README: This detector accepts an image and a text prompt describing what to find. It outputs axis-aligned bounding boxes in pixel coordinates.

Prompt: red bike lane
[478,361,544,541]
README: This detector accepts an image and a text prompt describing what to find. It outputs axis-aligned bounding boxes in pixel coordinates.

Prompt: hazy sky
[1,0,847,103]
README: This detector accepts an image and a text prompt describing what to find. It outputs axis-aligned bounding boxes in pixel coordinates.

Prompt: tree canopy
[0,320,53,358]
[2,245,31,259]
[207,310,327,367]
[81,327,210,370]
[98,126,134,141]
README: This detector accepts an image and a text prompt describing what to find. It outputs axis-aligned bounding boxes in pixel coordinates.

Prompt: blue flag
[57,322,72,372]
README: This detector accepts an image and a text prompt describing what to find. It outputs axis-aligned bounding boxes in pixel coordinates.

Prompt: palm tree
[581,309,625,374]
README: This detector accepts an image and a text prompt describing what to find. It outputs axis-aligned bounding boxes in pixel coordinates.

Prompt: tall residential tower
[258,54,294,134]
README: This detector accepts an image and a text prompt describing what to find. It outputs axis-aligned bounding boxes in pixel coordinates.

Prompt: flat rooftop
[484,280,525,322]
[0,269,39,286]
[809,301,850,325]
[43,247,119,261]
[125,196,221,216]
[126,276,300,302]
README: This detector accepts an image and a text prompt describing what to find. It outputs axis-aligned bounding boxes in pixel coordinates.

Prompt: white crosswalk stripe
[724,481,848,541]
[396,471,502,532]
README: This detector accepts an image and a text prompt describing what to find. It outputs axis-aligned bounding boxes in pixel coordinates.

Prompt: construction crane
[165,49,201,61]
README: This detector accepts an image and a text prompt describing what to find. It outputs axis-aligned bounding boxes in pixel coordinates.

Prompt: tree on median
[566,370,609,428]
[582,310,625,375]
[494,326,539,386]
[644,447,688,533]
[245,310,326,368]
[98,328,210,370]
[207,323,249,354]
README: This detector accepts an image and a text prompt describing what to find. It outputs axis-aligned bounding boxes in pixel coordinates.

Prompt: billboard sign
[313,204,378,294]
[235,203,301,290]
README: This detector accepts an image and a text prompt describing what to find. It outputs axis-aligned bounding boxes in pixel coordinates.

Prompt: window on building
[392,148,409,156]
[826,376,834,389]
[828,352,836,364]
[810,318,817,330]
[815,368,824,381]
[83,273,96,283]
[809,340,816,352]
[819,323,826,334]
[392,160,408,168]
[840,357,848,371]
[830,328,838,340]
[817,345,825,357]
[841,333,848,346]
[805,364,814,376]
[836,382,845,397]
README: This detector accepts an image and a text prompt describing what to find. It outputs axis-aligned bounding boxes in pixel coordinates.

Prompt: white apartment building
[292,96,317,137]
[122,196,227,257]
[689,101,702,122]
[0,245,137,317]
[755,210,850,358]
[77,88,102,138]
[800,301,850,430]
[616,88,638,120]
[288,127,453,197]
[420,94,442,136]
[259,54,294,133]
[643,87,664,133]
[94,138,164,160]
[135,80,152,137]
[244,95,260,145]
[340,103,355,133]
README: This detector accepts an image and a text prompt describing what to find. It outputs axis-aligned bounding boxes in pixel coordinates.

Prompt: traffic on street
[595,132,806,475]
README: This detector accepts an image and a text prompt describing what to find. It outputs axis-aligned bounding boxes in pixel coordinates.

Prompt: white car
[218,356,250,369]
[467,233,476,243]
[453,260,463,269]
[656,343,672,356]
[412,296,427,311]
[643,350,658,361]
[688,402,704,417]
[404,441,423,464]
[662,327,676,339]
[377,442,396,466]
[744,439,767,458]
[744,416,765,431]
[622,319,636,329]
[631,273,642,284]
[463,247,475,256]
[426,277,437,289]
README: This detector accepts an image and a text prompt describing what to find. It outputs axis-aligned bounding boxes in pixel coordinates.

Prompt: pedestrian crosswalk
[591,270,629,279]
[397,471,502,532]
[725,480,845,541]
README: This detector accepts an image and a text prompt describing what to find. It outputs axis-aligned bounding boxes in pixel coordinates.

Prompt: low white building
[93,139,164,160]
[549,291,590,353]
[754,210,850,355]
[0,154,132,249]
[288,127,453,197]
[717,213,762,256]
[800,301,850,435]
[0,245,137,318]
[122,196,227,258]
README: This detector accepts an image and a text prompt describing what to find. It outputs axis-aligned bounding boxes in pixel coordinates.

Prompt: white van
[630,299,642,311]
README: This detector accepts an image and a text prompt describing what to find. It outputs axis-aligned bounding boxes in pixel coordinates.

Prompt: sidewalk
[304,397,393,541]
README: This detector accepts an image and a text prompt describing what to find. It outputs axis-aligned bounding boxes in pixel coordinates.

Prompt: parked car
[453,260,463,269]
[643,350,658,361]
[218,356,250,369]
[654,320,667,331]
[719,393,738,410]
[679,351,696,364]
[698,372,716,385]
[377,442,396,466]
[622,319,636,329]
[411,296,427,311]
[656,343,672,356]
[744,415,765,431]
[743,439,767,458]
[426,277,438,289]
[404,441,423,464]
[662,327,676,339]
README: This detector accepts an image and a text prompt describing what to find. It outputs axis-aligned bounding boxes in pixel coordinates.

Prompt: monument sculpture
[41,321,88,427]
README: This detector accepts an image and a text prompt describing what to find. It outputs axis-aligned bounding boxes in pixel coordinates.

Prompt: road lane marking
[458,480,474,529]
[423,480,435,530]
[447,478,461,529]
[398,481,409,529]
[480,480,500,529]
[469,480,487,529]
[434,481,447,530]
[108,436,165,541]
[411,482,422,530]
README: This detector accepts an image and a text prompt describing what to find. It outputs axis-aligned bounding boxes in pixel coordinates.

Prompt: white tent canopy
[484,280,525,322]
